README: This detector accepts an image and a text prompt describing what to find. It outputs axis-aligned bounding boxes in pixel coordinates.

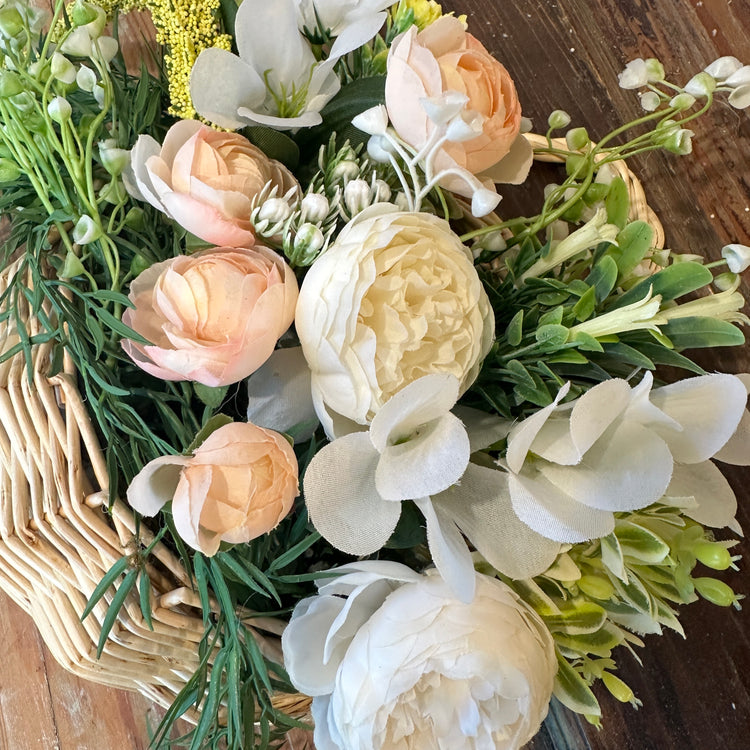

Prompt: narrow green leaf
[96,568,138,658]
[543,602,608,635]
[193,554,213,626]
[661,317,745,349]
[625,341,705,374]
[600,341,655,370]
[138,569,154,630]
[81,555,131,621]
[587,255,618,302]
[268,531,322,572]
[615,521,670,564]
[504,309,524,347]
[612,262,713,309]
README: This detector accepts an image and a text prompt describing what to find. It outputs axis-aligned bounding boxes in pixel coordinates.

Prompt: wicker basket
[0,139,664,724]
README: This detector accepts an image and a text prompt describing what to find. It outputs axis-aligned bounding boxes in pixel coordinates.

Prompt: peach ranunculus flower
[122,246,298,386]
[127,422,299,556]
[126,119,298,247]
[385,15,533,193]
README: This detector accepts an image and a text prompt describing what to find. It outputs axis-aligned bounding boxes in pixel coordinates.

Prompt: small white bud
[93,82,105,108]
[372,179,391,203]
[76,64,97,91]
[51,53,76,85]
[344,179,372,215]
[618,58,649,89]
[394,192,410,211]
[420,91,468,125]
[352,104,389,135]
[299,193,329,223]
[714,271,740,292]
[684,72,716,97]
[60,27,94,57]
[257,197,292,224]
[728,84,750,109]
[331,159,360,181]
[366,135,395,163]
[471,186,501,218]
[644,58,665,82]
[547,109,571,129]
[639,91,661,111]
[98,138,129,176]
[47,96,72,123]
[669,92,696,110]
[94,36,119,64]
[704,56,742,80]
[520,116,533,134]
[725,65,750,88]
[293,223,325,256]
[721,243,750,273]
[72,214,102,244]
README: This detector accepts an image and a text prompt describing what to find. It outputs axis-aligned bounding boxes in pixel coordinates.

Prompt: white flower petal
[649,373,748,463]
[667,462,742,535]
[452,405,512,452]
[304,432,400,554]
[369,373,460,452]
[415,497,476,602]
[539,420,674,512]
[126,454,190,516]
[376,412,470,500]
[728,83,750,109]
[328,13,387,59]
[509,472,615,543]
[478,133,534,186]
[433,464,561,579]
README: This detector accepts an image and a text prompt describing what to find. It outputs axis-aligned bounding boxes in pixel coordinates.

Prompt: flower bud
[331,159,360,182]
[693,577,737,607]
[76,64,97,91]
[60,250,86,279]
[618,58,649,89]
[644,57,665,82]
[93,82,106,108]
[713,272,740,292]
[0,70,23,98]
[669,92,696,110]
[124,206,146,231]
[47,96,72,123]
[547,109,572,129]
[639,91,661,111]
[601,672,635,704]
[471,186,501,217]
[372,179,391,203]
[98,138,129,176]
[566,126,590,151]
[293,222,325,261]
[72,214,102,244]
[299,192,329,223]
[352,104,389,135]
[94,35,119,64]
[725,65,750,88]
[51,53,77,85]
[343,179,372,215]
[367,134,395,163]
[0,157,21,183]
[684,71,716,97]
[721,243,750,273]
[694,542,733,571]
[72,0,102,28]
[60,27,95,57]
[728,84,750,109]
[256,197,292,225]
[704,55,742,80]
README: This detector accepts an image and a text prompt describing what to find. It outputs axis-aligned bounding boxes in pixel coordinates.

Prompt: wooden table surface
[1,0,749,748]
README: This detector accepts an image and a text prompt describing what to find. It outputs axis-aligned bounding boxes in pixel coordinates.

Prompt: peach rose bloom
[385,16,530,188]
[122,246,298,386]
[128,120,298,247]
[127,422,299,556]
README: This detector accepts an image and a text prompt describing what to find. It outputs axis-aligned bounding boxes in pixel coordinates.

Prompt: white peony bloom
[296,204,494,437]
[190,0,341,130]
[502,372,749,543]
[282,562,556,750]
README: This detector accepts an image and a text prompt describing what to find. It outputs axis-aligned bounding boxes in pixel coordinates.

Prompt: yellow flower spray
[98,0,232,119]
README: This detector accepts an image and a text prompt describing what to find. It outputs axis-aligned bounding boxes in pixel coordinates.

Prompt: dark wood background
[1,1,748,748]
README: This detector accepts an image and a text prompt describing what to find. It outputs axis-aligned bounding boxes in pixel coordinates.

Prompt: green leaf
[572,285,597,322]
[546,349,590,365]
[504,309,523,347]
[587,255,618,302]
[600,341,655,370]
[611,262,713,309]
[96,568,138,658]
[268,530,321,572]
[624,341,705,374]
[601,533,627,582]
[506,358,536,387]
[138,569,154,630]
[536,324,569,347]
[194,383,229,409]
[81,555,131,621]
[660,317,745,349]
[543,602,608,635]
[538,306,564,327]
[615,521,670,564]
[605,177,629,229]
[245,126,300,170]
[187,413,234,453]
[555,622,624,657]
[613,221,653,279]
[571,331,604,352]
[385,500,427,549]
[553,652,602,716]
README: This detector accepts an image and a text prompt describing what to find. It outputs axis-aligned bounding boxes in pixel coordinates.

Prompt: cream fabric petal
[236,107,324,130]
[369,373,460,452]
[531,378,632,465]
[375,412,470,501]
[648,373,748,463]
[452,405,512,452]
[126,454,190,516]
[478,133,534,185]
[129,134,165,209]
[414,497,476,602]
[190,48,266,130]
[328,13,387,59]
[304,432,400,554]
[666,462,742,534]
[713,409,750,465]
[538,421,673,512]
[433,464,562,579]
[509,472,616,543]
[505,382,570,473]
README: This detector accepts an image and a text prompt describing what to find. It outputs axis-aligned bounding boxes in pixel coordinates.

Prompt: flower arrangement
[0,1,748,749]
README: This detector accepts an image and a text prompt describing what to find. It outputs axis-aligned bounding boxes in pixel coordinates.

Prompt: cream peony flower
[127,120,297,248]
[122,247,298,387]
[503,372,749,543]
[295,204,494,437]
[385,16,533,196]
[282,562,556,750]
[127,422,299,556]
